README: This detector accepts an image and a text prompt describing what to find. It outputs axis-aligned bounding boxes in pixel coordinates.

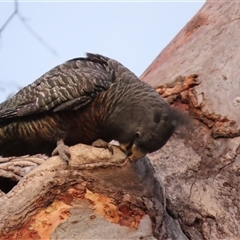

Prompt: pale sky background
[0,1,205,102]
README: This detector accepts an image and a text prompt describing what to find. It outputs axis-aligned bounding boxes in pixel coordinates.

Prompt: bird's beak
[119,142,146,161]
[128,143,147,161]
[119,143,147,161]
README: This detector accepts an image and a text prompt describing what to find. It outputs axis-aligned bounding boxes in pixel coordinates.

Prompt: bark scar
[155,74,200,98]
[156,74,240,139]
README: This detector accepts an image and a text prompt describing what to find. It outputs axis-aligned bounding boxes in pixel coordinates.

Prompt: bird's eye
[135,131,141,138]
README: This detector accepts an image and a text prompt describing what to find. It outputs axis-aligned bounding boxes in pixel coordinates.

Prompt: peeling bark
[0,155,47,181]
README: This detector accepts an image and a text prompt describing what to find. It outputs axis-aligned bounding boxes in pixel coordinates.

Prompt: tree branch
[0,0,18,34]
[0,0,57,56]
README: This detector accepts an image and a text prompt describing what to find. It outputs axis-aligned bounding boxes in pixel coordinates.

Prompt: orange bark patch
[0,201,71,240]
[0,185,146,240]
[85,189,145,228]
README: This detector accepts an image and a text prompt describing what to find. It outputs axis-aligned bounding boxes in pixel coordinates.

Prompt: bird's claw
[52,139,71,164]
[92,139,114,154]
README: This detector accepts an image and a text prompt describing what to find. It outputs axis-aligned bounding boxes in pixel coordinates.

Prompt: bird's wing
[0,53,121,121]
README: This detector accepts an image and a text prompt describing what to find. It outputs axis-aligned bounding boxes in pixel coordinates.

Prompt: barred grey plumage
[0,53,181,162]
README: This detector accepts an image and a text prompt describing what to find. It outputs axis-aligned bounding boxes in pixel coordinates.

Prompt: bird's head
[119,106,189,161]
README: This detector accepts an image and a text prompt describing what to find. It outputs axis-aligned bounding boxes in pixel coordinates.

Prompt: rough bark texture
[141,1,240,239]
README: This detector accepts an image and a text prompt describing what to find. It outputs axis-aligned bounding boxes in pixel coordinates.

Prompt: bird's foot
[52,139,71,164]
[92,139,114,154]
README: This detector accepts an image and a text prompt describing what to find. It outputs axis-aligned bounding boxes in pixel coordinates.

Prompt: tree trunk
[141,0,240,239]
